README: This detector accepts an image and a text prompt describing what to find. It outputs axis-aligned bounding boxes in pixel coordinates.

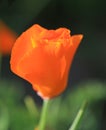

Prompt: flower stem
[69,101,87,130]
[38,99,50,130]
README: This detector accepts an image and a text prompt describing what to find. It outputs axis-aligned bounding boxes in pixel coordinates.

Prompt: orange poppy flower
[10,24,83,99]
[0,20,17,55]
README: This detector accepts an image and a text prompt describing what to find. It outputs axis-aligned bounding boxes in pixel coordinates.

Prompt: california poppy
[10,24,83,99]
[0,20,17,55]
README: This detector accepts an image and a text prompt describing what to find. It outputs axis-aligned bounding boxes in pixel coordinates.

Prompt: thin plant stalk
[38,99,50,130]
[69,101,87,130]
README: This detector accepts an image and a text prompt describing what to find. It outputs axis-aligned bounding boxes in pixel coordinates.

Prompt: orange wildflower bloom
[10,24,83,99]
[0,20,17,55]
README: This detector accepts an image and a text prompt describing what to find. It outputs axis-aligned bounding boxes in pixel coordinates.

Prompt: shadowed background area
[0,0,106,130]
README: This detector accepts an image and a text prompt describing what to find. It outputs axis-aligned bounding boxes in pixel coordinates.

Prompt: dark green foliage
[47,81,106,130]
[0,80,39,130]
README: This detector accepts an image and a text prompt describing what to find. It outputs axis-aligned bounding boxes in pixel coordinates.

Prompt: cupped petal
[10,24,83,99]
[12,43,67,88]
[64,34,83,71]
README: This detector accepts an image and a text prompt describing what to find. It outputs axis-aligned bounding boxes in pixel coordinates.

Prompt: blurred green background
[0,0,106,130]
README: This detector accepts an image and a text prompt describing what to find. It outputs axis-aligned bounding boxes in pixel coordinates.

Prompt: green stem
[39,99,50,130]
[69,101,87,130]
